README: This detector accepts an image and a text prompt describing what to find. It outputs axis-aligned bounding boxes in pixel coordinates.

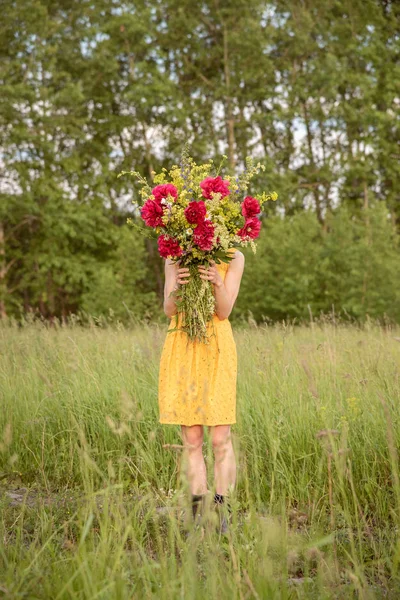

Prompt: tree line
[1,0,399,323]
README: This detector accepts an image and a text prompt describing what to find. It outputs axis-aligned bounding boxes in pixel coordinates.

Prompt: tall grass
[0,317,399,598]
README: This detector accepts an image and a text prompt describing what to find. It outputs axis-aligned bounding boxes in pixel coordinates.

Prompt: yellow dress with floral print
[158,257,237,426]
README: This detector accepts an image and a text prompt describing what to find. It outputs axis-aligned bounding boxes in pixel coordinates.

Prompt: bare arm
[163,259,190,318]
[198,251,245,320]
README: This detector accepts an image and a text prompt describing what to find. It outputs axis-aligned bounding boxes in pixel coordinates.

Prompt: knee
[182,425,204,452]
[211,426,231,454]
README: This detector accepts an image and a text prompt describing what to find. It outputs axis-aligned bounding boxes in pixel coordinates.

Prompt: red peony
[157,234,183,259]
[241,196,261,218]
[237,217,261,240]
[200,176,230,199]
[141,199,165,228]
[193,220,215,251]
[152,184,178,203]
[184,200,207,225]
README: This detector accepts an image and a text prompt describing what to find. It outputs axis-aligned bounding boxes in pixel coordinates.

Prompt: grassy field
[1,317,400,599]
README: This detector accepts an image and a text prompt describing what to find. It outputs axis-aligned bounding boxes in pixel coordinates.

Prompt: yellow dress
[158,259,237,426]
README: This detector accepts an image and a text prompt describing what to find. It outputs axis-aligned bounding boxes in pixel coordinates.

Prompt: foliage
[0,0,399,322]
[80,226,161,322]
[235,201,400,324]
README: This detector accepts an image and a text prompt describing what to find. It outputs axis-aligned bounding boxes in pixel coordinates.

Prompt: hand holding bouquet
[119,150,278,343]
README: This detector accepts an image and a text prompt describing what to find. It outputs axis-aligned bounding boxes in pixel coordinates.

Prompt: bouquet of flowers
[119,149,277,343]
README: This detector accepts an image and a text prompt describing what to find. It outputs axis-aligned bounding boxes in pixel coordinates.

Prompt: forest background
[1,0,399,326]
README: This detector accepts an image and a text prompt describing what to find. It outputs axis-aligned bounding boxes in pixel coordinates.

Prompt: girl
[158,249,245,532]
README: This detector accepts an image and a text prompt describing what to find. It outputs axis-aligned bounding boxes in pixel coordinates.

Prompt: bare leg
[210,425,236,496]
[180,424,208,495]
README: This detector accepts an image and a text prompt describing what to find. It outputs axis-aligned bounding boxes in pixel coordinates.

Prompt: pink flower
[241,196,261,218]
[152,184,178,203]
[193,220,215,251]
[200,176,230,199]
[184,200,207,225]
[237,217,261,240]
[157,234,183,259]
[141,199,165,228]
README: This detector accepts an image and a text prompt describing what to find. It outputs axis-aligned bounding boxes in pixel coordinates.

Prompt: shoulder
[227,249,245,272]
[232,250,245,264]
